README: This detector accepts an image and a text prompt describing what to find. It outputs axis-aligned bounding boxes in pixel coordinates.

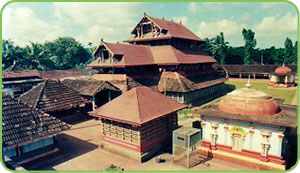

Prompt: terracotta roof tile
[2,93,70,149]
[61,79,120,96]
[18,80,88,112]
[89,86,187,125]
[88,43,216,67]
[126,15,202,42]
[3,70,40,79]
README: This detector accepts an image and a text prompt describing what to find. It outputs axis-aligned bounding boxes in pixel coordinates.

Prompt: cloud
[51,2,148,45]
[197,19,246,39]
[254,13,297,36]
[239,13,250,22]
[172,16,188,25]
[2,2,148,46]
[2,6,64,46]
[187,2,198,14]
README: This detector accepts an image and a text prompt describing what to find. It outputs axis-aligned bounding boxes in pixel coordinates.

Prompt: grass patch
[225,80,296,105]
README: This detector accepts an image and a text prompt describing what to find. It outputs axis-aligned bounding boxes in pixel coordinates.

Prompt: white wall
[202,117,285,157]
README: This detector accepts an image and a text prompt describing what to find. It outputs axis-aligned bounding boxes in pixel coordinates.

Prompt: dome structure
[218,84,279,116]
[275,66,292,75]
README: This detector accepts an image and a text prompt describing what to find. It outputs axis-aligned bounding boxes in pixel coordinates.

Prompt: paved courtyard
[24,118,262,171]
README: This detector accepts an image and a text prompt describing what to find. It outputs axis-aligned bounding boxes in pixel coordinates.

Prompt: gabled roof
[126,15,202,42]
[89,86,187,126]
[18,80,88,112]
[61,79,120,96]
[88,43,216,68]
[91,74,142,92]
[2,93,70,149]
[3,70,40,79]
[157,72,226,92]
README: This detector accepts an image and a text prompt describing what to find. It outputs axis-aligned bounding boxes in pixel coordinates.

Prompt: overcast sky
[2,2,298,48]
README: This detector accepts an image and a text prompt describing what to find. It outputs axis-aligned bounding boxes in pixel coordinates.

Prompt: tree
[43,37,93,70]
[203,32,229,64]
[242,28,256,64]
[283,37,294,65]
[2,40,25,69]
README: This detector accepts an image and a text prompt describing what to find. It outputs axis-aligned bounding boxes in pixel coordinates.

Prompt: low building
[270,65,296,87]
[2,93,70,166]
[18,80,89,122]
[195,82,297,170]
[61,79,121,110]
[2,69,44,97]
[214,64,297,79]
[89,86,187,162]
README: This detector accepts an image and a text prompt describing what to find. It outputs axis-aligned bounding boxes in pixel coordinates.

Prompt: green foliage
[2,40,25,69]
[2,37,93,71]
[242,28,257,64]
[203,32,228,64]
[283,37,295,65]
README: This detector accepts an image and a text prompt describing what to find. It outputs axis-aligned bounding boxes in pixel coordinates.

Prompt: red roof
[2,70,40,79]
[275,66,292,75]
[89,86,187,126]
[126,15,202,42]
[88,42,216,67]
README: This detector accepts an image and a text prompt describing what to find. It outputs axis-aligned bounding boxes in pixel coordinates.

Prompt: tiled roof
[18,80,88,112]
[157,72,226,92]
[2,70,40,79]
[89,86,187,125]
[39,69,98,79]
[91,74,142,92]
[213,64,297,74]
[2,93,70,149]
[89,43,215,67]
[126,15,202,42]
[61,79,120,96]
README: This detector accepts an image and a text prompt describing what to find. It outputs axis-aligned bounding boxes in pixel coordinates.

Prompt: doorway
[232,134,244,151]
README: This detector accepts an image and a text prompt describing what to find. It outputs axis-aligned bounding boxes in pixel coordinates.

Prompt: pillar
[92,96,96,111]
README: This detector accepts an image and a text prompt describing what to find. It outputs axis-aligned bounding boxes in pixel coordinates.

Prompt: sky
[2,2,298,48]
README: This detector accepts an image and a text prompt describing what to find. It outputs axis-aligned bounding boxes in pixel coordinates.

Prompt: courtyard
[25,119,260,171]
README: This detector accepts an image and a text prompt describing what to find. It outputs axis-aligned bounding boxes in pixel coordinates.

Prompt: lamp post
[159,68,166,95]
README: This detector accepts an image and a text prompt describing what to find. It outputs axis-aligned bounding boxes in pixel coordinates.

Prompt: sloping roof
[89,86,187,125]
[126,15,202,42]
[3,70,40,79]
[157,72,226,92]
[91,74,142,92]
[88,43,216,67]
[39,69,98,79]
[61,79,120,96]
[213,64,297,74]
[18,80,88,112]
[2,93,70,149]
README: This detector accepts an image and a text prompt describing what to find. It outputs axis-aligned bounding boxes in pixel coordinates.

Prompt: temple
[195,81,297,170]
[89,86,187,162]
[88,13,226,104]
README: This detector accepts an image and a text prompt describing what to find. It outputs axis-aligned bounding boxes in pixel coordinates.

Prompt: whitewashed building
[195,83,297,170]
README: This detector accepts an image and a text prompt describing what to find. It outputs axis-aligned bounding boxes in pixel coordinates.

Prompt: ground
[225,78,297,105]
[25,119,260,171]
[24,78,296,171]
